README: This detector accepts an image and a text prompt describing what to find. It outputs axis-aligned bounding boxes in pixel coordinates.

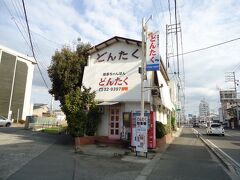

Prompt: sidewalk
[7,127,183,180]
[76,127,183,162]
[136,127,231,180]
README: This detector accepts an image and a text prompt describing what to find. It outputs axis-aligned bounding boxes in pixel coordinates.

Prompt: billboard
[146,31,160,71]
[82,62,150,102]
[135,116,148,153]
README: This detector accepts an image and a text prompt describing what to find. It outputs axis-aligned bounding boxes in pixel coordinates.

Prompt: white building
[0,45,36,120]
[199,99,210,122]
[82,36,175,140]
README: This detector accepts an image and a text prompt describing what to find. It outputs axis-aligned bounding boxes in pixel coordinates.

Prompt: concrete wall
[0,46,35,120]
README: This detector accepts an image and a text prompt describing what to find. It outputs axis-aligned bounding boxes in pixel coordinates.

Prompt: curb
[135,126,183,180]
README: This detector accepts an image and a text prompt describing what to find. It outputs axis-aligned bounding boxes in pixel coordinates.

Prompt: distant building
[33,103,49,117]
[199,99,210,122]
[0,45,36,120]
[219,90,240,128]
[53,110,66,122]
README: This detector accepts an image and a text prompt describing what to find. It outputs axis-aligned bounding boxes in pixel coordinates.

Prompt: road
[0,127,144,180]
[196,127,240,165]
[147,127,231,180]
[0,127,58,180]
[0,126,235,180]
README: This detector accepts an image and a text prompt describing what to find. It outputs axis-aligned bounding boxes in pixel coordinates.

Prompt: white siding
[97,106,109,136]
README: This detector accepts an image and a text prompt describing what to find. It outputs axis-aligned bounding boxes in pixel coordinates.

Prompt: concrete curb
[192,128,240,177]
[135,126,184,180]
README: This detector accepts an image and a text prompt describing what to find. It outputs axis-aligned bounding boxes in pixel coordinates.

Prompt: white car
[207,123,224,136]
[0,115,12,127]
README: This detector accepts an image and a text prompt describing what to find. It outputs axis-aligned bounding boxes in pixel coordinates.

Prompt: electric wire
[1,0,31,51]
[174,0,180,77]
[169,37,240,58]
[21,0,49,89]
[10,0,29,41]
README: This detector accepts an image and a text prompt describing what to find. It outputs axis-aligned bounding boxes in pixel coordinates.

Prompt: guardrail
[192,128,240,176]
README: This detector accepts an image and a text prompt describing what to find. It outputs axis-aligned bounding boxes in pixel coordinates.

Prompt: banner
[135,116,148,153]
[146,31,160,71]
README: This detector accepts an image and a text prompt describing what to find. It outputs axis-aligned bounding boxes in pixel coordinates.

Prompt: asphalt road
[0,127,144,180]
[148,127,231,180]
[0,126,234,180]
[196,127,240,165]
[0,127,57,180]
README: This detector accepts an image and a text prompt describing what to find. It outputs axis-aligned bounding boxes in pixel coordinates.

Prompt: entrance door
[109,106,120,139]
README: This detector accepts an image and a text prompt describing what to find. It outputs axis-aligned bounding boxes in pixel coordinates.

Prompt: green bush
[85,107,101,136]
[171,116,176,131]
[156,121,167,139]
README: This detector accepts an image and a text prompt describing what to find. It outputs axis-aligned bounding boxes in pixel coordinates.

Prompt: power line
[174,0,179,77]
[31,30,63,47]
[169,37,240,58]
[21,0,49,89]
[167,0,176,74]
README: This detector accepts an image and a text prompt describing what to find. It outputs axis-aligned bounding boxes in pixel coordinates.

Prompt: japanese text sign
[146,31,160,71]
[135,116,148,153]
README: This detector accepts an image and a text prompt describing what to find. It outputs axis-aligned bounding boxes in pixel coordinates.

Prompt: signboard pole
[140,18,146,157]
[140,16,152,157]
[141,17,145,119]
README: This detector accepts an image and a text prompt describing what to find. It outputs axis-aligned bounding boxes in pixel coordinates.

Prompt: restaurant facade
[82,36,176,142]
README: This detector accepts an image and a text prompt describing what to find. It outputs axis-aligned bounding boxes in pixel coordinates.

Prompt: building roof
[0,44,36,64]
[87,36,142,54]
[33,103,48,109]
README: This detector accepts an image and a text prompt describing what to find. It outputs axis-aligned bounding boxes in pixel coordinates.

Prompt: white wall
[156,110,167,125]
[21,57,34,120]
[83,42,151,103]
[97,106,109,136]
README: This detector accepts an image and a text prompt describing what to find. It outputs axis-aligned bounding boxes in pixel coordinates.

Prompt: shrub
[85,107,101,136]
[13,119,25,124]
[171,116,176,131]
[156,121,167,139]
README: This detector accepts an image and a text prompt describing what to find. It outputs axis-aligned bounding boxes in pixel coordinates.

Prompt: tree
[48,42,91,106]
[48,42,100,137]
[63,87,97,137]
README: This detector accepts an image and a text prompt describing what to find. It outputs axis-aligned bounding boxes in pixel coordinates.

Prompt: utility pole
[165,23,181,74]
[166,23,181,127]
[225,72,238,91]
[174,0,179,76]
[141,16,152,118]
[225,72,239,128]
[141,18,146,118]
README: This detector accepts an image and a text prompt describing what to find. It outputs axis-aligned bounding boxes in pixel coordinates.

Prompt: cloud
[177,0,240,114]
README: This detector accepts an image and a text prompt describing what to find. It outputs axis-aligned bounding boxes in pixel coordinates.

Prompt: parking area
[0,127,57,180]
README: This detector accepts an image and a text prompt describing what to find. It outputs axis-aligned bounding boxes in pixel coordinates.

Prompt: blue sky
[1,0,240,115]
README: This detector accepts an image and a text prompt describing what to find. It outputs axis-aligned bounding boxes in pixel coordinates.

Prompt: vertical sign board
[135,116,148,153]
[146,31,160,71]
[131,112,150,147]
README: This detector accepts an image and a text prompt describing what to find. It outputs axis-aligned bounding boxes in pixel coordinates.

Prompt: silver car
[207,123,224,136]
[0,115,11,127]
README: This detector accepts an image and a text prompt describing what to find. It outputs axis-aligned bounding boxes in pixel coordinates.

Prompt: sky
[0,0,240,116]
